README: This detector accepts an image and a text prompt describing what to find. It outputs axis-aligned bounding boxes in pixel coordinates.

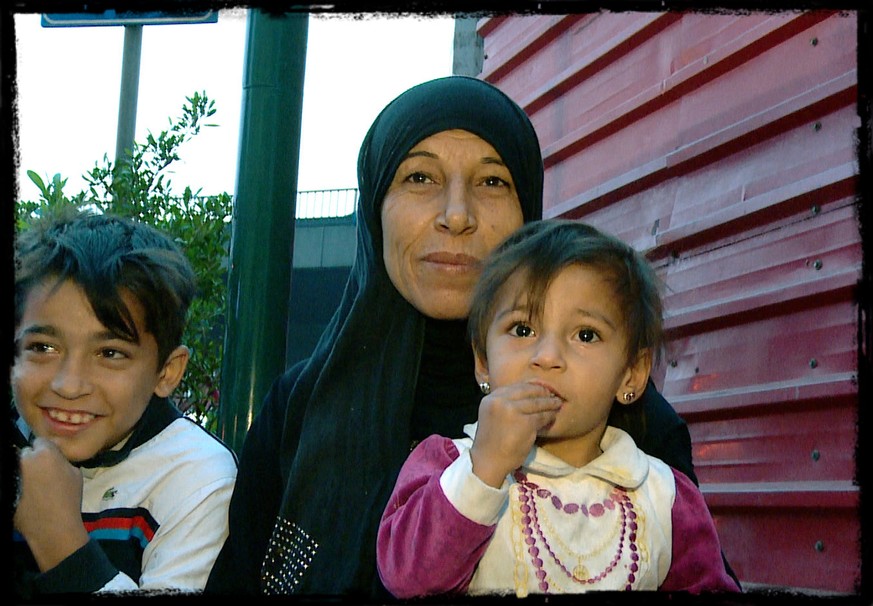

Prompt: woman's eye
[511,323,534,338]
[482,175,510,187]
[578,329,600,343]
[405,172,434,185]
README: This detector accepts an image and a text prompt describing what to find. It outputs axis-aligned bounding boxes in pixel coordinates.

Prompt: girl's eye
[578,328,600,343]
[510,322,534,338]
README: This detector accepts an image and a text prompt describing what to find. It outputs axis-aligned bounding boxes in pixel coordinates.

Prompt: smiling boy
[12,209,237,597]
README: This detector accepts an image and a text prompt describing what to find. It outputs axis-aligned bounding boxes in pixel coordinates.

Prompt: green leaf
[26,170,46,193]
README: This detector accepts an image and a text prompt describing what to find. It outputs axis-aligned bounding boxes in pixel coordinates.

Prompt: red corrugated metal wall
[478,10,861,593]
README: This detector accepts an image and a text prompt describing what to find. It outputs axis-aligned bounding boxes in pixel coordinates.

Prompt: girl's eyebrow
[573,307,617,331]
[494,303,529,321]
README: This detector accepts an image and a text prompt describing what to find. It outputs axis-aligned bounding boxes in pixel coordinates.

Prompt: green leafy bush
[16,92,231,431]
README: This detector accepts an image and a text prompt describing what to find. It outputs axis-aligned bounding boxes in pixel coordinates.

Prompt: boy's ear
[473,346,490,387]
[615,349,652,406]
[153,345,190,398]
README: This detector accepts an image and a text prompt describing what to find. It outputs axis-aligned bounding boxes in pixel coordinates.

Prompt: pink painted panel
[480,9,862,594]
[689,397,857,484]
[661,202,862,332]
[710,505,860,592]
[663,300,857,396]
[515,13,856,216]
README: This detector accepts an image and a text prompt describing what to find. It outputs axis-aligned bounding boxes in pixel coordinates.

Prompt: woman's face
[381,129,524,320]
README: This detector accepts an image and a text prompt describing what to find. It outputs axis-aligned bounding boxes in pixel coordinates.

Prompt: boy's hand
[14,437,90,572]
[470,382,562,488]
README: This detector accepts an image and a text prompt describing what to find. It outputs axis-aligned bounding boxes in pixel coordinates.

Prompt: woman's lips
[422,252,480,267]
[421,252,481,272]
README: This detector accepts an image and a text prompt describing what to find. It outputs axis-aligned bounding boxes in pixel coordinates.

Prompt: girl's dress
[378,424,739,597]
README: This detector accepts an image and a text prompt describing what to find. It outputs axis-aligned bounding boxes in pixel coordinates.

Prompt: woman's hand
[469,383,562,487]
[14,437,90,572]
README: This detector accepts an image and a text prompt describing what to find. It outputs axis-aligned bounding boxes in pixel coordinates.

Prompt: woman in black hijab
[206,76,697,598]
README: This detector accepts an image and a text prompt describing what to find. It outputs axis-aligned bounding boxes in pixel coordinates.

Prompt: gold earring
[479,382,491,395]
[623,392,635,403]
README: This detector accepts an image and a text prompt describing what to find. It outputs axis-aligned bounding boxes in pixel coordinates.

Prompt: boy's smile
[13,278,181,463]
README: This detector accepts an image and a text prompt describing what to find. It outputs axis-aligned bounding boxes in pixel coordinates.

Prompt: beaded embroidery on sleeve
[261,518,319,594]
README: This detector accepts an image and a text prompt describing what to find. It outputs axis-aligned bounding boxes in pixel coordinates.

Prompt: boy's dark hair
[14,208,198,368]
[469,219,664,372]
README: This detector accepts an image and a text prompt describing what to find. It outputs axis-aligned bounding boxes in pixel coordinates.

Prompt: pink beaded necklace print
[512,470,641,594]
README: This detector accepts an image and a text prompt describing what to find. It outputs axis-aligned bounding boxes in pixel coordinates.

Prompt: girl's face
[381,129,524,320]
[476,264,650,466]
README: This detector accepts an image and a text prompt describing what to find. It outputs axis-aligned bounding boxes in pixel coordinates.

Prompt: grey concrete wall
[292,219,356,268]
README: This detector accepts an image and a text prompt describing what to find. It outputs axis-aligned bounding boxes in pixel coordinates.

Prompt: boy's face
[475,264,649,466]
[12,278,186,463]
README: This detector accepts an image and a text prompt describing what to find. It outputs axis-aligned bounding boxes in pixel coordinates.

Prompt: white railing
[295,188,358,219]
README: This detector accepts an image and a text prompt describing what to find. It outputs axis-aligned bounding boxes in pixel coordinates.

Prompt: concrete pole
[115,24,142,170]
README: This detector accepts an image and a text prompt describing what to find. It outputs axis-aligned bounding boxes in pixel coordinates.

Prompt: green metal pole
[218,10,308,452]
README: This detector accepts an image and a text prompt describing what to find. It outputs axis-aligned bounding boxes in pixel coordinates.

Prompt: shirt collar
[463,423,650,489]
[13,396,181,469]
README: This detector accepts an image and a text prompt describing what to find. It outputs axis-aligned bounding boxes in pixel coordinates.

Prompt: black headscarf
[277,76,543,596]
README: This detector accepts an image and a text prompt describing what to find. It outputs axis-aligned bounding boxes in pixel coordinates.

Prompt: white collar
[462,422,650,489]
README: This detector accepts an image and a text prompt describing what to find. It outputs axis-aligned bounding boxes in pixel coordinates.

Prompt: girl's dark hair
[14,208,197,368]
[469,219,664,372]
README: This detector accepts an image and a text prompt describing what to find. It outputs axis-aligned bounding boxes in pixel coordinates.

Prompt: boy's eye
[99,348,129,360]
[23,341,56,355]
[578,328,600,343]
[510,322,534,338]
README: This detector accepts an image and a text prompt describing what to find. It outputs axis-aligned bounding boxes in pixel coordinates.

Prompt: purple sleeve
[377,435,496,598]
[659,469,741,593]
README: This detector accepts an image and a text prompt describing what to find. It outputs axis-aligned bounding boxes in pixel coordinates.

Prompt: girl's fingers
[482,385,563,417]
[513,392,563,414]
[535,409,560,430]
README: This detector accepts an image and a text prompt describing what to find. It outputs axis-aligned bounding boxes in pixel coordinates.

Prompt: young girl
[376,219,740,597]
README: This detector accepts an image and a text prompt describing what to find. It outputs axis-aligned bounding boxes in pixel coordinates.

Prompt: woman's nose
[51,355,93,399]
[437,178,476,234]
